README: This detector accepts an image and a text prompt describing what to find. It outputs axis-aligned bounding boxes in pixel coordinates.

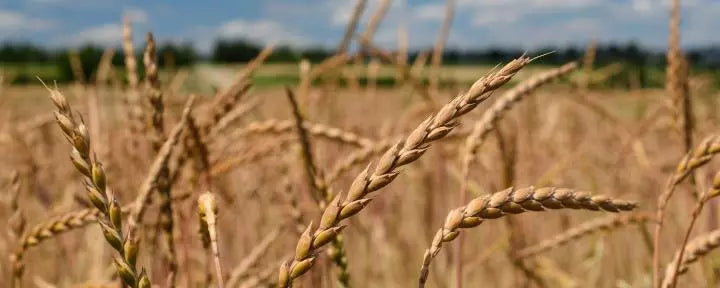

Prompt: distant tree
[212,39,261,63]
[0,42,51,63]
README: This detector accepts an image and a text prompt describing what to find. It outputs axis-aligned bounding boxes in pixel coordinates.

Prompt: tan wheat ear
[277,55,532,288]
[285,87,352,287]
[337,0,367,54]
[8,171,25,288]
[516,212,655,259]
[143,31,179,287]
[41,80,151,288]
[428,0,455,95]
[216,119,374,149]
[457,61,578,221]
[198,191,224,288]
[653,134,720,285]
[662,229,720,286]
[210,137,295,176]
[662,171,720,288]
[205,44,273,134]
[122,15,145,151]
[127,95,196,236]
[418,186,637,288]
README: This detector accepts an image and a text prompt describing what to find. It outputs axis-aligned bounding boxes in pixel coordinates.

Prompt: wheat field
[2,1,720,288]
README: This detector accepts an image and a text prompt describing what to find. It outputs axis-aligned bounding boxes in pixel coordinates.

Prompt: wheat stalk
[276,55,532,287]
[198,191,224,288]
[418,186,637,288]
[516,213,654,259]
[42,81,151,288]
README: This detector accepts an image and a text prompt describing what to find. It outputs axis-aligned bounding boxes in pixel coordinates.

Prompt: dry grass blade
[418,186,637,288]
[42,81,151,288]
[516,213,654,259]
[227,229,281,288]
[127,95,196,235]
[277,55,532,287]
[661,171,720,288]
[198,191,224,288]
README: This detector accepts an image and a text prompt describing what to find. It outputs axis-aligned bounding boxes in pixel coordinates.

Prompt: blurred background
[1,0,719,87]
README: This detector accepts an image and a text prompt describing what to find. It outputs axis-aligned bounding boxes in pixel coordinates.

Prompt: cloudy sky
[1,0,718,53]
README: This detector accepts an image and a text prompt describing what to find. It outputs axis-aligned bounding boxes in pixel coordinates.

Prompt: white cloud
[0,10,52,33]
[62,23,123,46]
[412,4,445,21]
[218,19,309,46]
[124,7,148,24]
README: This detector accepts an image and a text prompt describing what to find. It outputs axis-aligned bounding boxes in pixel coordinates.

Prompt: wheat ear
[580,40,596,90]
[653,134,720,286]
[143,32,179,287]
[276,55,532,287]
[122,15,145,150]
[198,191,225,288]
[662,229,720,285]
[126,96,195,236]
[516,213,654,259]
[42,81,151,288]
[204,44,273,132]
[217,119,374,149]
[662,171,720,288]
[286,87,353,287]
[336,0,367,54]
[428,0,455,94]
[8,171,25,288]
[418,186,637,288]
[210,137,295,176]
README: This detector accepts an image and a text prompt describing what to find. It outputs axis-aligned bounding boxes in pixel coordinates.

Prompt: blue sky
[1,0,718,53]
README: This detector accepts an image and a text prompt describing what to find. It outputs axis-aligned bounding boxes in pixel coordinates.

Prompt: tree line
[2,38,719,83]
